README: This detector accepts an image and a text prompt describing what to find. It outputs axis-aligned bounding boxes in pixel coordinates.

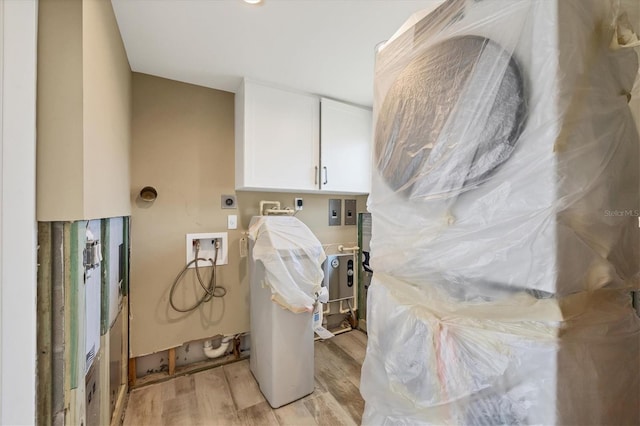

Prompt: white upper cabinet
[235,79,372,194]
[236,80,319,191]
[320,98,372,193]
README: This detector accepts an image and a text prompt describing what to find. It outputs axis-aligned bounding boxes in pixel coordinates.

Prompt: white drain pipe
[203,336,233,359]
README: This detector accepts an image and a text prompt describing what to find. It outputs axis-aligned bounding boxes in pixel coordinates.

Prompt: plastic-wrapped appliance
[248,216,325,408]
[361,0,640,424]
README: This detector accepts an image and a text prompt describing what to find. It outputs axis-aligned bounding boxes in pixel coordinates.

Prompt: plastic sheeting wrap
[369,0,640,298]
[248,216,326,313]
[361,0,640,424]
[362,276,640,425]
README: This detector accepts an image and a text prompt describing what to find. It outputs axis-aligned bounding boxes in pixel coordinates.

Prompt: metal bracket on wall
[83,240,101,271]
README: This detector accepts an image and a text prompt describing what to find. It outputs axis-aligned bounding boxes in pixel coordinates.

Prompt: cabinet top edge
[239,77,371,110]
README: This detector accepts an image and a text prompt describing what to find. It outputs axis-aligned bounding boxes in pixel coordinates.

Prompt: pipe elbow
[203,336,233,359]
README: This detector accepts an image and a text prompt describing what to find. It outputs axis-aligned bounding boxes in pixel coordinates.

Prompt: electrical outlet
[221,194,237,209]
[294,197,303,211]
[186,232,228,267]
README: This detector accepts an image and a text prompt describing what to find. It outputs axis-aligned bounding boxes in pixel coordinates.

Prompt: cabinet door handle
[323,166,328,185]
[315,166,318,185]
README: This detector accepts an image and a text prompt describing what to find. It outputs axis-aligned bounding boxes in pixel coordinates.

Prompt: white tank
[248,216,325,408]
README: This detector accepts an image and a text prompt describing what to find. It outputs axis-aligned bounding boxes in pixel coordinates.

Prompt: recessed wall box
[344,199,356,225]
[186,232,228,267]
[329,199,341,226]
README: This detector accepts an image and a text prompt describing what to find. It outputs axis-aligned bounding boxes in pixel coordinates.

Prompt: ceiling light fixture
[243,0,262,4]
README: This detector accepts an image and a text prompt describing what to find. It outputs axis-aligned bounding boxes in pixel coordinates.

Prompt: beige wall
[36,0,131,221]
[131,73,367,356]
[37,0,84,219]
[82,0,132,219]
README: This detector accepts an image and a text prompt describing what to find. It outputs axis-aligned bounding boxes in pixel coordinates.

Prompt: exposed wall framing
[36,218,130,426]
[129,335,248,390]
[36,223,53,426]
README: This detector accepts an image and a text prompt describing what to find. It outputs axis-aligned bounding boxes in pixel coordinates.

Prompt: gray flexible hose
[169,241,227,312]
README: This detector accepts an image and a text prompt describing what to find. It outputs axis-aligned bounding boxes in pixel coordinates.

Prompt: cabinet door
[320,98,372,193]
[241,82,319,191]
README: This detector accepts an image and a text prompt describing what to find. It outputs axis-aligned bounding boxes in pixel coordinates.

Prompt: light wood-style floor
[123,330,367,426]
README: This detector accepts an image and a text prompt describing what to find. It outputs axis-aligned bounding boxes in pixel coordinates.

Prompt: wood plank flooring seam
[222,364,241,413]
[122,331,367,426]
